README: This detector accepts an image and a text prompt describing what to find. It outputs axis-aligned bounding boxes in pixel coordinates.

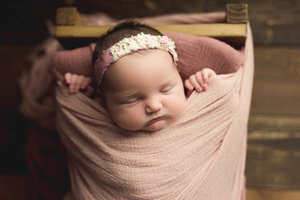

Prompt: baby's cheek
[111,106,145,131]
[174,99,186,117]
[164,95,186,119]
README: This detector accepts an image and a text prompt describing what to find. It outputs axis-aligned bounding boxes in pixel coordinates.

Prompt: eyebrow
[115,91,140,99]
[161,75,178,87]
[162,79,176,87]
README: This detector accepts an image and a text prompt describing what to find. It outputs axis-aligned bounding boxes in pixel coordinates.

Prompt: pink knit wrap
[55,26,253,199]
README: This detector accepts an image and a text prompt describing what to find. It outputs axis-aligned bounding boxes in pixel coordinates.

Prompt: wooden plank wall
[0,0,299,195]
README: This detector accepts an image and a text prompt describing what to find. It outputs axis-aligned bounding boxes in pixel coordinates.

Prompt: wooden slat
[251,46,300,115]
[55,23,247,47]
[247,114,300,190]
[248,114,300,140]
[246,140,300,190]
[247,188,300,200]
[247,0,300,45]
[55,23,247,37]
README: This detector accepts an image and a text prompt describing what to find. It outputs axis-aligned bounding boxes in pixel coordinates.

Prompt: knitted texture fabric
[55,26,253,199]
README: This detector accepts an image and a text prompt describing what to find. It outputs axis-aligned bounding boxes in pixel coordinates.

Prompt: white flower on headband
[109,32,178,62]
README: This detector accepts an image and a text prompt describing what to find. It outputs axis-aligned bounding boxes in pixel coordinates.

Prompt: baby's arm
[64,73,94,96]
[184,68,216,97]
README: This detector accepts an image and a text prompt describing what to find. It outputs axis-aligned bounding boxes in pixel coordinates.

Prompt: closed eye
[160,85,175,93]
[119,97,141,104]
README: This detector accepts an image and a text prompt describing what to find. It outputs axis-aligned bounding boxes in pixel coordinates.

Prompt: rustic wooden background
[0,0,299,198]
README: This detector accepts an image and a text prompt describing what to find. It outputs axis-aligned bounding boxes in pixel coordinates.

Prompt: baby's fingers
[65,73,72,84]
[195,72,207,91]
[184,79,194,91]
[189,74,203,92]
[68,75,82,93]
[202,68,217,82]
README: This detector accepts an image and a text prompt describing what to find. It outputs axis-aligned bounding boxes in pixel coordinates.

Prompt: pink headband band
[94,32,178,87]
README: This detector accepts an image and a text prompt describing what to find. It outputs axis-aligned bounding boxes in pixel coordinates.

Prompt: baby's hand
[184,68,216,96]
[64,73,94,96]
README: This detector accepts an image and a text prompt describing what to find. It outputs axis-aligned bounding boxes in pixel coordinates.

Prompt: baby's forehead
[108,49,173,68]
[116,50,177,69]
[101,49,178,88]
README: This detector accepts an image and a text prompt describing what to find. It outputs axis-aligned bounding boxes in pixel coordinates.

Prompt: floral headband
[94,32,178,86]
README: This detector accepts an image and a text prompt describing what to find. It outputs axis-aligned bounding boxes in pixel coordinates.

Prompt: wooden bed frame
[54,3,248,48]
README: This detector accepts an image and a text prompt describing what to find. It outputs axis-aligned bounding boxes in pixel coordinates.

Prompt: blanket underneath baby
[56,64,249,199]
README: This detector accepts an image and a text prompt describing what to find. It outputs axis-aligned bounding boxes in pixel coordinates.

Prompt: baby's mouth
[145,116,166,126]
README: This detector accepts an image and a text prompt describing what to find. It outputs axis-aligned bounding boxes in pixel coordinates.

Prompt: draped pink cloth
[19,11,253,200]
[55,27,253,199]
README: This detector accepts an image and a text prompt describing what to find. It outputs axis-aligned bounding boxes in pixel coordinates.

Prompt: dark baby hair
[92,21,163,65]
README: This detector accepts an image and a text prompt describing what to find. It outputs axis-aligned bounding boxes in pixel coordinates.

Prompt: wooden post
[226,3,248,24]
[56,7,85,26]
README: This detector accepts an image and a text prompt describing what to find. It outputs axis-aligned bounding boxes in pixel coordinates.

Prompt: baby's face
[102,50,186,132]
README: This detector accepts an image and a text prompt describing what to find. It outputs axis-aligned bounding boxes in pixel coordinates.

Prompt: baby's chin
[119,121,168,132]
[120,125,165,133]
[140,125,165,132]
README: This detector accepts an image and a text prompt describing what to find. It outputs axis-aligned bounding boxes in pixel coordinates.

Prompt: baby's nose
[145,99,162,114]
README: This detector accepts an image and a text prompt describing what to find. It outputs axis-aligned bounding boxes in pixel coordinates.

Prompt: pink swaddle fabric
[18,12,252,200]
[55,27,253,199]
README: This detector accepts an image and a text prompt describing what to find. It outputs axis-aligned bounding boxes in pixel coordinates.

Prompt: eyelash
[121,97,141,104]
[119,85,175,104]
[160,86,174,93]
